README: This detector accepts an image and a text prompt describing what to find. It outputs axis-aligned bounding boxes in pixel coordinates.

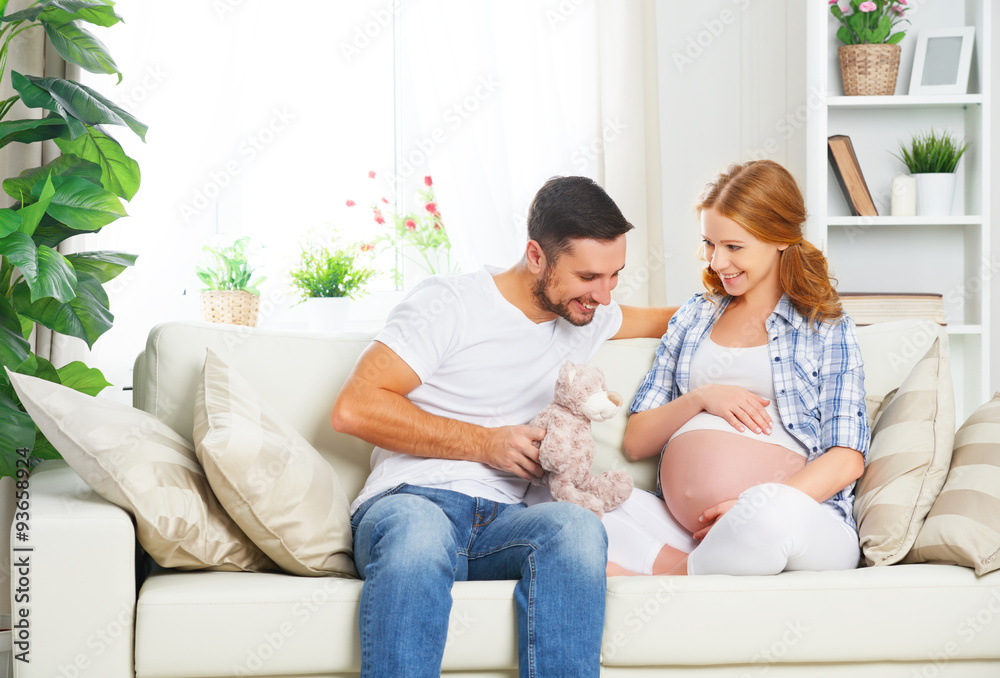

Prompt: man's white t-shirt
[349,266,623,513]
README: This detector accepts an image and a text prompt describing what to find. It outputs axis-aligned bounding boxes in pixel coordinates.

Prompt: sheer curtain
[399,0,663,305]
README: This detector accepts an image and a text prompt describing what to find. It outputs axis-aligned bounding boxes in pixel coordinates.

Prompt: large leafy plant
[0,0,145,476]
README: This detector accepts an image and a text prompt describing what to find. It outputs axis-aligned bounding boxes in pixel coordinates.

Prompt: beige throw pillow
[853,337,955,566]
[193,349,357,577]
[7,369,276,572]
[901,393,1000,574]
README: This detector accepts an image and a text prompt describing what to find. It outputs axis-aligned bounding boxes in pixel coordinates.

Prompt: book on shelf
[827,135,878,217]
[839,293,946,326]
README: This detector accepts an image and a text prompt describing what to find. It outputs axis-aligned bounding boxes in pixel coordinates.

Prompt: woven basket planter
[838,43,901,96]
[200,290,260,327]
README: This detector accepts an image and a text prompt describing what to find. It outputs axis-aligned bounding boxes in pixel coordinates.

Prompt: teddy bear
[530,361,634,518]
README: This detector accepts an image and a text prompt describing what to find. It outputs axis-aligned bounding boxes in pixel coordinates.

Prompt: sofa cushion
[7,369,276,572]
[193,349,357,577]
[135,572,518,677]
[853,337,955,566]
[602,565,1000,667]
[902,392,1000,574]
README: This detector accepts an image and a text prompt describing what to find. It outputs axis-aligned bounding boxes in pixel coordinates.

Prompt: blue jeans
[351,484,607,678]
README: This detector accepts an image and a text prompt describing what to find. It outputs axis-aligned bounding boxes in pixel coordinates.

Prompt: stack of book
[840,293,947,325]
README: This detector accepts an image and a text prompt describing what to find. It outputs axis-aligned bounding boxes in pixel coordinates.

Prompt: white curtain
[400,0,663,305]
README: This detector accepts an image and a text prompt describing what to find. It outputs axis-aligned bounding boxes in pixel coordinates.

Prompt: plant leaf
[0,209,21,237]
[0,294,31,367]
[43,20,121,81]
[12,72,147,141]
[56,125,140,200]
[42,175,127,230]
[17,174,56,236]
[3,154,102,203]
[56,360,110,395]
[2,0,123,27]
[0,116,67,150]
[0,234,78,303]
[0,391,35,454]
[65,250,136,283]
[13,270,112,348]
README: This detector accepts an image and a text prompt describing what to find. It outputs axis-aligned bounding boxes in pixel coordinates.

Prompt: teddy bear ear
[566,367,578,384]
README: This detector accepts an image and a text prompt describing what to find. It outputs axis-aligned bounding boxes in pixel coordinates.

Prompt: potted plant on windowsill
[288,238,376,332]
[195,237,265,327]
[894,128,970,217]
[830,0,910,96]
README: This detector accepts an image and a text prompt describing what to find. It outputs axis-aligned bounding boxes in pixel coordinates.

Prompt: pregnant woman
[604,159,870,576]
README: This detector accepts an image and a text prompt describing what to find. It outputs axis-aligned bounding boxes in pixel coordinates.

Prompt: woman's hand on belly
[692,499,738,540]
[693,384,773,435]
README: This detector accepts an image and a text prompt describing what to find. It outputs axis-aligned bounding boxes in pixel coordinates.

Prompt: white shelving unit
[806,0,991,422]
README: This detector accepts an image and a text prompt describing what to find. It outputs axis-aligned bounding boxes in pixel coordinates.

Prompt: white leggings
[602,484,861,575]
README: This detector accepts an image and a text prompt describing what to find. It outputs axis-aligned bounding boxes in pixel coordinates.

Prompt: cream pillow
[7,369,276,572]
[853,337,955,566]
[193,349,357,577]
[901,393,1000,574]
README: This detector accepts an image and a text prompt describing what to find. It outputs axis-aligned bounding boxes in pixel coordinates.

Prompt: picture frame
[908,27,975,96]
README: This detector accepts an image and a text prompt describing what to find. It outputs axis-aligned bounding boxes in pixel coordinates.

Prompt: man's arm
[331,340,545,480]
[613,305,678,340]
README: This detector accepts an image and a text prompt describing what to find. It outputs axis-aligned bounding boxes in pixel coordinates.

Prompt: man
[332,175,674,677]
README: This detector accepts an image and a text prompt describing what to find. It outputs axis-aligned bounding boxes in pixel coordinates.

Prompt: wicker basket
[838,43,901,96]
[200,290,260,327]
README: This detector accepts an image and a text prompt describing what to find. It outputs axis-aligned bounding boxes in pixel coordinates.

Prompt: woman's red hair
[696,160,842,326]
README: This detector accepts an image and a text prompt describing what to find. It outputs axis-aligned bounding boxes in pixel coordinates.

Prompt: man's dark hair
[526,176,634,264]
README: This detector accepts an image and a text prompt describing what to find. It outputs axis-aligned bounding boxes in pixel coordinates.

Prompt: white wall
[656,0,806,306]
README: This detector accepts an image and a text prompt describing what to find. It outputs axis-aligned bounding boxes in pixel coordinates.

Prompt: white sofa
[13,318,1000,678]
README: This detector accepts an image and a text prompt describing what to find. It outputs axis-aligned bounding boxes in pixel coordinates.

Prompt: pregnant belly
[660,430,807,533]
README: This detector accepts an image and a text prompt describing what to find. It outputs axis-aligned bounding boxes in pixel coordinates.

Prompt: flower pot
[838,44,901,96]
[200,290,260,327]
[913,173,957,217]
[304,297,352,332]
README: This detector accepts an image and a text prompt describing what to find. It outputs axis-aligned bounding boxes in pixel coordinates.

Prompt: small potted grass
[288,238,377,332]
[895,129,970,217]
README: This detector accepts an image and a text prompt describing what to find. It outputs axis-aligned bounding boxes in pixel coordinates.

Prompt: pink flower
[432,222,441,231]
[424,176,433,187]
[346,200,356,207]
[381,197,389,204]
[368,170,376,179]
[361,243,375,252]
[829,0,836,4]
[859,1,876,11]
[375,215,385,225]
[404,219,416,231]
[425,202,437,214]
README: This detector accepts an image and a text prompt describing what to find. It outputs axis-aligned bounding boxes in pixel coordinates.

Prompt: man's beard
[531,266,595,327]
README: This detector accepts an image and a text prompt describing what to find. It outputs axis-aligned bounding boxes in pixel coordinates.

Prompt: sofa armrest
[11,460,136,678]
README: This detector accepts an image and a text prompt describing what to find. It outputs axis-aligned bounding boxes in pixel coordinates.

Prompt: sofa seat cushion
[134,572,518,677]
[603,565,1000,667]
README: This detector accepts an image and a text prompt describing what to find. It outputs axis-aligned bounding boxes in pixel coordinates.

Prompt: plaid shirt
[631,293,870,530]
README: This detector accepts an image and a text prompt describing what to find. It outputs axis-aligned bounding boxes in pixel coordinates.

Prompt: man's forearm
[333,384,489,462]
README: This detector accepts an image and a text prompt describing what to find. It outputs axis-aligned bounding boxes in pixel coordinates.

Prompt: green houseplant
[288,239,376,332]
[0,0,145,475]
[196,236,265,327]
[894,129,970,217]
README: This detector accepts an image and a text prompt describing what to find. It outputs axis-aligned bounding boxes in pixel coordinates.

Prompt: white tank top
[669,336,807,456]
